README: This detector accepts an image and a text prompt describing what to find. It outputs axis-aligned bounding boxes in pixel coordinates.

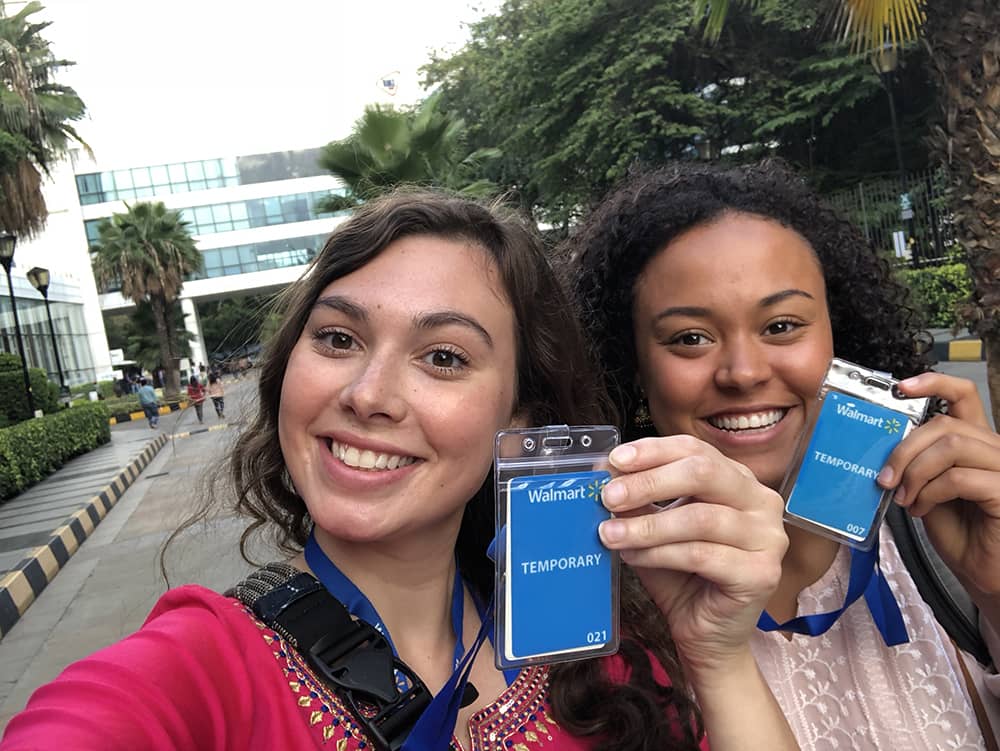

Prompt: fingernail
[599,519,624,544]
[877,466,894,487]
[602,481,626,508]
[609,445,636,467]
[894,486,907,505]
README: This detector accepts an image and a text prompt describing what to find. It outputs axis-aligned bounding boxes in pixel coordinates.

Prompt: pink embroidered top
[0,585,708,751]
[750,525,1000,750]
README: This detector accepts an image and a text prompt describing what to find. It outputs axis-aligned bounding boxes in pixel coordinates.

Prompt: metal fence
[826,168,958,266]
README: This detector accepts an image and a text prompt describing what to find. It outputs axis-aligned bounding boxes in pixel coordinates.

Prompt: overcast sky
[31,0,498,167]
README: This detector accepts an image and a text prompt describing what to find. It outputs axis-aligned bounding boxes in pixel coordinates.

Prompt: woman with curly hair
[569,159,1000,750]
[1,190,796,751]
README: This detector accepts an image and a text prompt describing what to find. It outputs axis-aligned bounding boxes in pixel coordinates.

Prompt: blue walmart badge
[786,391,908,542]
[505,470,613,660]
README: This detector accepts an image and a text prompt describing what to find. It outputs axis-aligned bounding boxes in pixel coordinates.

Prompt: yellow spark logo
[884,418,902,435]
[587,478,609,502]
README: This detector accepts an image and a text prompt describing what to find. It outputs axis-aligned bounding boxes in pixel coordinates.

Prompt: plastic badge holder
[781,358,929,550]
[494,425,620,670]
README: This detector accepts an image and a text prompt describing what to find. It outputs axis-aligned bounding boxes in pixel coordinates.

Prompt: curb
[0,433,169,639]
[933,338,985,362]
[108,401,189,426]
[170,422,229,440]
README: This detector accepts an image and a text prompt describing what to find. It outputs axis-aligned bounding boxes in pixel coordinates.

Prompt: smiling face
[277,234,520,546]
[633,212,834,490]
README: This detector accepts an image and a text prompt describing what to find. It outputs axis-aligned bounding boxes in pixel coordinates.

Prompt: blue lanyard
[757,541,909,647]
[304,530,516,751]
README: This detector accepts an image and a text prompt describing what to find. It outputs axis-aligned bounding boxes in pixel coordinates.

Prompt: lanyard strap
[305,531,466,671]
[757,542,909,647]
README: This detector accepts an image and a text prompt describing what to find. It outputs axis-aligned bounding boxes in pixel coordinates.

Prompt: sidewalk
[0,426,167,638]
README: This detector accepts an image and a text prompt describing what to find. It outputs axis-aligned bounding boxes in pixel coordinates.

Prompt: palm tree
[316,91,500,211]
[698,0,1000,425]
[0,1,89,238]
[91,202,202,397]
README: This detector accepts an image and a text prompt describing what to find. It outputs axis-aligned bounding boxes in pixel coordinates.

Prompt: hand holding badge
[494,425,621,669]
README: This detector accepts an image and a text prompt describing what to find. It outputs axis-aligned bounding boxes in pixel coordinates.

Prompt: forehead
[637,213,825,301]
[314,234,512,319]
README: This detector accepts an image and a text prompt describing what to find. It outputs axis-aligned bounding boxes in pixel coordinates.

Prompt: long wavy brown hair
[204,189,702,750]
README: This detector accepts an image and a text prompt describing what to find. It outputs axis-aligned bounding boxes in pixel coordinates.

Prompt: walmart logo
[884,418,902,435]
[587,477,609,503]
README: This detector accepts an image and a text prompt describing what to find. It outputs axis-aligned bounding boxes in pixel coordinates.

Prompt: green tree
[197,294,275,359]
[104,301,192,374]
[316,91,500,211]
[0,1,88,238]
[90,202,202,397]
[424,0,934,225]
[699,0,1000,425]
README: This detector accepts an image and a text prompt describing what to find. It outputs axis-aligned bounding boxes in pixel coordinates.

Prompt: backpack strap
[886,505,991,665]
[228,563,432,751]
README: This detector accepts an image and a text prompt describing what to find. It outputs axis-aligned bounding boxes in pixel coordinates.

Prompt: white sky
[30,0,498,167]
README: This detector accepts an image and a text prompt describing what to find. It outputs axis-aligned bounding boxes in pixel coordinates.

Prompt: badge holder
[493,425,620,670]
[781,358,929,550]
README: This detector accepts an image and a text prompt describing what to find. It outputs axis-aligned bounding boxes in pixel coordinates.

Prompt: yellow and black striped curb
[108,401,189,426]
[169,422,230,440]
[933,338,985,362]
[0,433,169,640]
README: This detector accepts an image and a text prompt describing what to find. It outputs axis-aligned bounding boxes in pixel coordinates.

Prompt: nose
[714,335,772,391]
[338,353,407,422]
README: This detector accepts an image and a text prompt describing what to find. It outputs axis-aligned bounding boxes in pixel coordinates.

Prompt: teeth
[329,440,415,471]
[708,409,786,432]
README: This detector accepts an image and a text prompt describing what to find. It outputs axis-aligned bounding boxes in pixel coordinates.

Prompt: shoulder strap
[886,505,991,665]
[228,563,432,751]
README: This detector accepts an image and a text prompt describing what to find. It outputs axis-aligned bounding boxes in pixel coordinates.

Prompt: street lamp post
[27,266,68,399]
[0,232,36,417]
[871,46,916,263]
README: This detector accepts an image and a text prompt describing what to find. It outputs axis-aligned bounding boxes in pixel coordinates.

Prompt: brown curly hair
[566,159,931,442]
[219,189,703,751]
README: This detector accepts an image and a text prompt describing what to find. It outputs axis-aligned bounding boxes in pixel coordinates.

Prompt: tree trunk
[923,0,1000,426]
[149,294,180,397]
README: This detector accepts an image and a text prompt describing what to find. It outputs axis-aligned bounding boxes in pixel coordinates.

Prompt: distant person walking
[187,375,206,424]
[136,378,159,429]
[207,372,224,420]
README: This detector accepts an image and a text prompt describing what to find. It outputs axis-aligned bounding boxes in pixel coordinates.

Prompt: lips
[325,438,417,471]
[706,408,788,432]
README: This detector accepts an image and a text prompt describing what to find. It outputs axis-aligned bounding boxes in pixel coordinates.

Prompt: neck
[766,524,841,622]
[299,522,464,669]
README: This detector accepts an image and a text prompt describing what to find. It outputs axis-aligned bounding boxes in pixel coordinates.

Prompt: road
[0,360,993,731]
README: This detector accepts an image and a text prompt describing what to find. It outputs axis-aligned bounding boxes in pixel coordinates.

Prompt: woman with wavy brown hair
[2,190,794,751]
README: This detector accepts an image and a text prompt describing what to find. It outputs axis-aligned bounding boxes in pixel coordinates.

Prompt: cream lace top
[751,525,1000,750]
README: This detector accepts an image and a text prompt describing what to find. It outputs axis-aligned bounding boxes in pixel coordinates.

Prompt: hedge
[897,263,973,329]
[0,402,111,501]
[0,352,60,425]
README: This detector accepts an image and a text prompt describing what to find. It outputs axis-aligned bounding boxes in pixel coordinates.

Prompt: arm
[599,436,798,750]
[0,588,254,750]
[878,373,1000,642]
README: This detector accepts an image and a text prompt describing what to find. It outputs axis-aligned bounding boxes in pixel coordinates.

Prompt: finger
[601,453,766,513]
[599,503,778,553]
[897,372,990,428]
[907,467,1000,518]
[879,418,1000,491]
[893,432,1000,507]
[621,542,783,596]
[609,435,753,478]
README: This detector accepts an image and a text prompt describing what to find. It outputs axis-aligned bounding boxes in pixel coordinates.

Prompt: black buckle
[308,622,432,751]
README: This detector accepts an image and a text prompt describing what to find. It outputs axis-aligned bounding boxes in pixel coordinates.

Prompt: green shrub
[0,356,61,423]
[0,402,111,500]
[73,380,119,399]
[897,263,973,328]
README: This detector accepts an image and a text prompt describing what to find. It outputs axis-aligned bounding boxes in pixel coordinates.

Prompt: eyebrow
[312,296,494,348]
[653,289,816,323]
[416,310,494,348]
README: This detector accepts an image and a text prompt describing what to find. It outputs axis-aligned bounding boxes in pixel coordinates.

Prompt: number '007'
[846,523,866,536]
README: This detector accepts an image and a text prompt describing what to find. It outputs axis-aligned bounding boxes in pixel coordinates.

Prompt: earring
[634,399,653,429]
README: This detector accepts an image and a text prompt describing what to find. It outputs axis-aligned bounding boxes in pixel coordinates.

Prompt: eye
[314,328,357,352]
[764,319,800,336]
[667,331,711,347]
[422,348,469,372]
